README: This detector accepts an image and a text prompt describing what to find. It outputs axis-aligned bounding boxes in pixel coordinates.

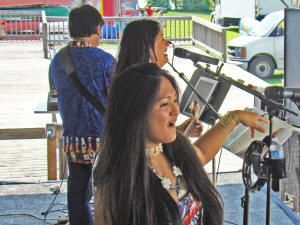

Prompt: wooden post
[46,123,67,180]
[41,10,48,59]
[46,123,57,180]
[56,125,68,180]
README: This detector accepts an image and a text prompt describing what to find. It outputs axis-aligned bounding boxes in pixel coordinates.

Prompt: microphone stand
[193,62,297,225]
[193,62,298,116]
[168,62,221,185]
[168,62,221,121]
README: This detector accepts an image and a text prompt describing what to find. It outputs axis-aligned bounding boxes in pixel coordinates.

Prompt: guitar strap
[58,46,105,116]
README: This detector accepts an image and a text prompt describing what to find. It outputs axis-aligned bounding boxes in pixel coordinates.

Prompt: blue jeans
[67,162,94,225]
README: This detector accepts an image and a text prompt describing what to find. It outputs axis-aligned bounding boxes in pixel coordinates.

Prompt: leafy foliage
[149,0,169,8]
[181,0,211,10]
[148,0,213,10]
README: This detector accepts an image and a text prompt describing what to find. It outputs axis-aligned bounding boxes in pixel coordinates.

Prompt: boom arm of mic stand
[194,63,298,117]
[168,62,220,120]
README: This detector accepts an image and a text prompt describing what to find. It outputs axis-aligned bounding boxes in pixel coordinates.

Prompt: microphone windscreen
[264,86,284,99]
[174,48,187,58]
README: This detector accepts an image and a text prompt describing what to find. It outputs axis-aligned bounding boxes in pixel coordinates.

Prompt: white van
[227,10,284,79]
[211,0,290,26]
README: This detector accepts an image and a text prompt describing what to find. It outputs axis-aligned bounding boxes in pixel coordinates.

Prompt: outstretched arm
[193,110,269,165]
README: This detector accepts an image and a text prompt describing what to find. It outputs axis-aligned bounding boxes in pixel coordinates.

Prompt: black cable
[42,178,65,222]
[224,219,240,225]
[43,203,68,216]
[215,148,223,182]
[42,163,67,223]
[0,176,68,224]
[0,213,56,225]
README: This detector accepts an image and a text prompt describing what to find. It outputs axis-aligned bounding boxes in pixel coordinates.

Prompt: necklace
[69,41,97,48]
[146,143,163,158]
[152,163,183,196]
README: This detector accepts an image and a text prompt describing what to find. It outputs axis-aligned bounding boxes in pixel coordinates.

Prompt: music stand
[180,66,231,125]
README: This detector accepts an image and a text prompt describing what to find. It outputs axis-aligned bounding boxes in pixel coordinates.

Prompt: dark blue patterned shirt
[49,46,115,162]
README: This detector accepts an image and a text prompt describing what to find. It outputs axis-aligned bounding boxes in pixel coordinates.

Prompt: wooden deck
[0,42,119,183]
[0,41,53,182]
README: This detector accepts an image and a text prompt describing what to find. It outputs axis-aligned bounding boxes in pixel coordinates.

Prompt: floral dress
[177,193,203,225]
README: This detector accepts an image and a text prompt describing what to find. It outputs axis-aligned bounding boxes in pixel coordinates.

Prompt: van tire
[248,55,275,79]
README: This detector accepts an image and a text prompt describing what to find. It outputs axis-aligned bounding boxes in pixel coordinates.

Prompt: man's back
[50,46,115,139]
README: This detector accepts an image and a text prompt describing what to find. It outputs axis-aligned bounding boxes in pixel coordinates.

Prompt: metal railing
[0,10,42,40]
[0,10,227,61]
[42,15,193,58]
[192,16,227,61]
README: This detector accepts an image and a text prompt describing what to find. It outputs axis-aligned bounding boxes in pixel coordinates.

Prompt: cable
[224,219,239,225]
[0,177,68,224]
[0,213,56,225]
[43,203,68,216]
[42,162,67,223]
[215,148,223,182]
[42,179,66,222]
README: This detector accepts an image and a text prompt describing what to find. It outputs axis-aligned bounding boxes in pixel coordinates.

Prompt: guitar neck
[184,100,200,137]
[183,117,198,137]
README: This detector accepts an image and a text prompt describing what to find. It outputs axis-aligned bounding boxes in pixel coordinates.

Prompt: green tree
[150,0,169,8]
[170,0,181,10]
[182,0,211,11]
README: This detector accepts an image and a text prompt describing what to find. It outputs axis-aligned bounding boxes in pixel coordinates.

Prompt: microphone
[265,86,300,100]
[174,47,219,65]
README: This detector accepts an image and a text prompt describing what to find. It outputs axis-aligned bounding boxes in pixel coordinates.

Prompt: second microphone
[174,47,219,65]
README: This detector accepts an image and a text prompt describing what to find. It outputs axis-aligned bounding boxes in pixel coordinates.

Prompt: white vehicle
[227,10,284,79]
[211,0,290,26]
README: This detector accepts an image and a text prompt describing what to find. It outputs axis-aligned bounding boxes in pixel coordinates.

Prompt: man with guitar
[49,5,115,225]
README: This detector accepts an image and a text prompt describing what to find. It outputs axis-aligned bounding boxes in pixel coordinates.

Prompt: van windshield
[249,11,283,37]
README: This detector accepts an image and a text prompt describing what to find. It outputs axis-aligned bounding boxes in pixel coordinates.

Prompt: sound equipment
[280,8,300,215]
[284,8,300,127]
[224,107,293,158]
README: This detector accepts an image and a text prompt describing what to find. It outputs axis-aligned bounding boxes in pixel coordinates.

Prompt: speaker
[284,8,300,127]
[281,8,300,215]
[180,66,231,125]
[284,8,300,88]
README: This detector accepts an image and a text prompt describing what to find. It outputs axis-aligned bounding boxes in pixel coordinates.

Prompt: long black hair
[115,19,161,74]
[93,63,223,225]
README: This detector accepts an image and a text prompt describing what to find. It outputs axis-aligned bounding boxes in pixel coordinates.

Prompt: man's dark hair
[68,4,104,38]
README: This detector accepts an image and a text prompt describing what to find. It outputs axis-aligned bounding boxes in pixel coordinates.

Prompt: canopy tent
[0,0,71,8]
